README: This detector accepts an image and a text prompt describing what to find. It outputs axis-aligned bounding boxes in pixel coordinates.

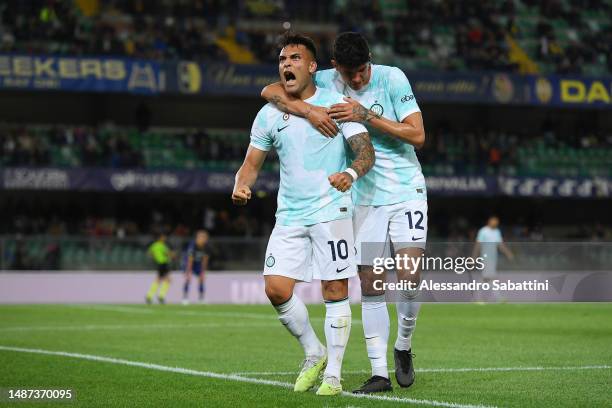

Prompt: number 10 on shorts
[328,240,349,261]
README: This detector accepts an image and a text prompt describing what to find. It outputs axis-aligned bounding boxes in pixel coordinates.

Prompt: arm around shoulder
[261,82,338,137]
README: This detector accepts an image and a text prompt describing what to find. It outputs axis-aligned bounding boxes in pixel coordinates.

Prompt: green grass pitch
[0,303,611,407]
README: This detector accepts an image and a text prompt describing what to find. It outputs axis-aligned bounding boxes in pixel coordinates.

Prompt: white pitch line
[70,305,281,320]
[0,345,495,408]
[416,365,612,373]
[70,305,155,314]
[232,365,612,376]
[165,310,362,325]
[69,305,363,324]
[0,322,278,332]
[172,310,280,320]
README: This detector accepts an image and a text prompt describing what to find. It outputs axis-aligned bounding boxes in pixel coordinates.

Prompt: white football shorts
[263,217,357,282]
[354,199,428,266]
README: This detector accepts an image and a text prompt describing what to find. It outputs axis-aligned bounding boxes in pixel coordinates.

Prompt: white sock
[323,297,351,379]
[362,295,389,378]
[274,295,324,358]
[395,290,420,351]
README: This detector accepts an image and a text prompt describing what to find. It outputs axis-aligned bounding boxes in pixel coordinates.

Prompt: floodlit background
[0,2,611,408]
[1,1,610,295]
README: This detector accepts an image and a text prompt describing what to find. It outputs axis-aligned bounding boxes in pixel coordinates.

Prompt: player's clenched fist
[328,172,353,192]
[232,185,252,205]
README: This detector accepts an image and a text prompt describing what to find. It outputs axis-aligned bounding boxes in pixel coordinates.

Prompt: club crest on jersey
[370,102,384,117]
[266,254,275,267]
[282,113,290,121]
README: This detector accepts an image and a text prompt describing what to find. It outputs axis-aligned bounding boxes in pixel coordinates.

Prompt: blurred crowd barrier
[0,235,265,271]
[1,236,609,272]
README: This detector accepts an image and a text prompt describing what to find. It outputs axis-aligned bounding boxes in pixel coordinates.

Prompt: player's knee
[360,283,384,297]
[321,279,348,301]
[265,283,292,305]
[358,266,385,296]
[395,248,423,282]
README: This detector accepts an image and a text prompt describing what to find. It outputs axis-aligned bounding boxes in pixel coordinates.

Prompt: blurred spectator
[11,239,28,270]
[44,242,61,270]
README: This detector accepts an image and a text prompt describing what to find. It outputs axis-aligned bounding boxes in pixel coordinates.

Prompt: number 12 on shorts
[405,211,425,230]
[328,240,349,261]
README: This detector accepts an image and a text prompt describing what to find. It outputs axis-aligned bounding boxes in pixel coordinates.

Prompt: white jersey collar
[303,86,320,103]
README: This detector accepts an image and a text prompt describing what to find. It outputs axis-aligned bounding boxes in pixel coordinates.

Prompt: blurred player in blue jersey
[182,230,210,305]
[233,33,374,396]
[261,32,427,393]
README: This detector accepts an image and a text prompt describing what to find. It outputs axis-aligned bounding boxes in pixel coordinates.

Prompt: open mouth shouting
[283,70,297,87]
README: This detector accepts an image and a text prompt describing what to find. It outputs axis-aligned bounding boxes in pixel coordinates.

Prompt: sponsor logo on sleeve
[401,94,415,103]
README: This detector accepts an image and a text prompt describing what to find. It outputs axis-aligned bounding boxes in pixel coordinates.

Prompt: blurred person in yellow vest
[145,232,175,304]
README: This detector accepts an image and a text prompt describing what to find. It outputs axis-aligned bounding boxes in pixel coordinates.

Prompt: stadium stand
[1,0,610,74]
[1,125,610,177]
[0,1,610,273]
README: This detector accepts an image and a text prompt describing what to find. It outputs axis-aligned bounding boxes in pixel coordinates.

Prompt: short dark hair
[278,32,317,60]
[333,32,370,68]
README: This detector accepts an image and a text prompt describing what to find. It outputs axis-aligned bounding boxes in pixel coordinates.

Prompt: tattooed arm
[261,82,304,114]
[261,82,338,137]
[328,97,426,149]
[328,132,375,192]
[347,132,376,177]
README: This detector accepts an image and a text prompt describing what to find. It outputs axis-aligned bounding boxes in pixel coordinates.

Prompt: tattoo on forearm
[352,105,368,122]
[352,104,380,122]
[270,95,289,112]
[347,132,375,177]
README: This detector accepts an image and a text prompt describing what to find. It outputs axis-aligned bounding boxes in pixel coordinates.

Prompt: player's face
[196,231,208,246]
[333,61,371,91]
[279,44,316,96]
[488,217,500,229]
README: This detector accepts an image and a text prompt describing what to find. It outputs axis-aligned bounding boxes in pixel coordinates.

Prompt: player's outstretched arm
[261,82,338,137]
[232,145,267,205]
[329,97,426,148]
[328,132,375,192]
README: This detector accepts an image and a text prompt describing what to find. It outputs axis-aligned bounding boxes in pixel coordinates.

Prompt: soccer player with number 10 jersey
[262,32,428,394]
[233,33,375,395]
